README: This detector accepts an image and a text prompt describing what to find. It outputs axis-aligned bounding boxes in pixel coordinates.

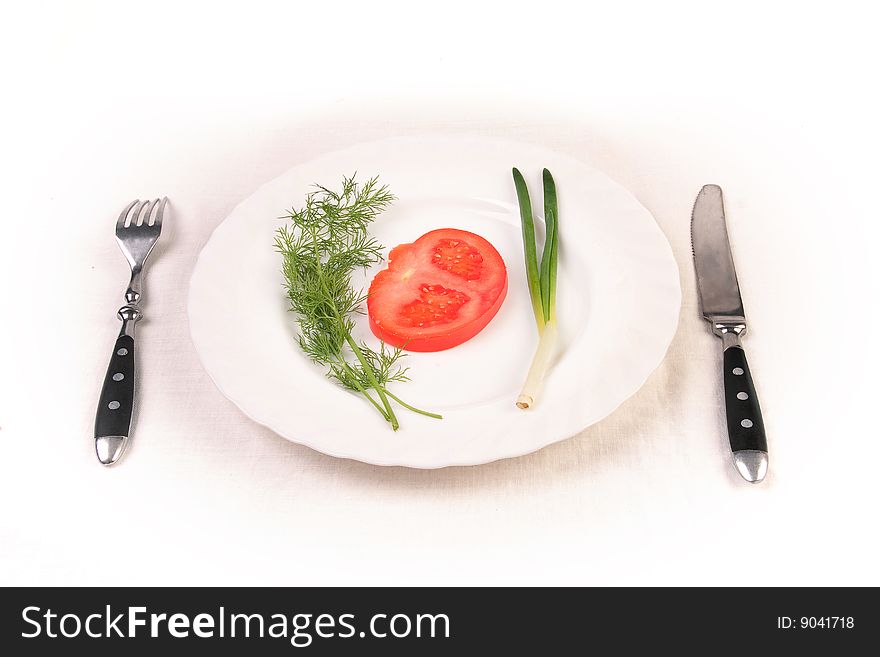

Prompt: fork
[94,198,167,465]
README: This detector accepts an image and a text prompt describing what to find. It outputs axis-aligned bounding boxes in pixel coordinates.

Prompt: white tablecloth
[2,0,878,585]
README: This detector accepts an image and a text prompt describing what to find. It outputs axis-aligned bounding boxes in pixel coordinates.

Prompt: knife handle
[94,306,139,465]
[723,344,768,467]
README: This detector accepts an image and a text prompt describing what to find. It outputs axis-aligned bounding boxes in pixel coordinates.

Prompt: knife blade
[691,184,768,483]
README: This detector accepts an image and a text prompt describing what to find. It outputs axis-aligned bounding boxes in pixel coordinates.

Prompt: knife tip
[733,450,768,483]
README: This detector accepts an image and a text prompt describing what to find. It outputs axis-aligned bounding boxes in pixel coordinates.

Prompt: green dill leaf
[274,174,440,429]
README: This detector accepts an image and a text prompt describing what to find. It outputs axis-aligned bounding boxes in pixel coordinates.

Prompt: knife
[691,184,768,483]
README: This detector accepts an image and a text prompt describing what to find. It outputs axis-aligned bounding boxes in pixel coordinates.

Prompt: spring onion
[512,168,559,409]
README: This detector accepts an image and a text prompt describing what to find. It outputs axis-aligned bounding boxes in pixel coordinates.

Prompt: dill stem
[339,360,390,420]
[310,226,399,429]
[344,333,399,430]
[383,390,443,420]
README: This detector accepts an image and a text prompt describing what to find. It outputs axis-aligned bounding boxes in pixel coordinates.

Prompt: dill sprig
[274,174,441,430]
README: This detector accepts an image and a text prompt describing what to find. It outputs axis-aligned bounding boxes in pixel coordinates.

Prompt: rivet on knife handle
[719,328,768,482]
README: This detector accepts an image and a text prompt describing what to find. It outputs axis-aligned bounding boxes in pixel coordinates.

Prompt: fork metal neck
[125,265,143,305]
[119,265,143,338]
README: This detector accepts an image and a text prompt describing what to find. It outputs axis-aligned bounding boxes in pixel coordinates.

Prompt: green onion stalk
[512,168,559,409]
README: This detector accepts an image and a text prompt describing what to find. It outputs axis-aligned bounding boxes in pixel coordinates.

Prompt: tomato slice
[367,228,508,352]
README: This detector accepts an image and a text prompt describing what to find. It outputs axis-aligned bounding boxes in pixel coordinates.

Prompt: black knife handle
[95,334,135,439]
[723,345,767,453]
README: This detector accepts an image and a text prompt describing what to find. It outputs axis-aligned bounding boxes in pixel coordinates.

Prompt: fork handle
[94,306,140,465]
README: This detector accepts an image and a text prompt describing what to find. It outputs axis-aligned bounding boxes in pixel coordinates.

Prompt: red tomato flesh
[367,228,508,352]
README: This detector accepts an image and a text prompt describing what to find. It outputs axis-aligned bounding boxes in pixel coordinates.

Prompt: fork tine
[138,198,159,227]
[151,197,168,228]
[117,199,140,229]
[137,199,155,227]
[128,200,147,228]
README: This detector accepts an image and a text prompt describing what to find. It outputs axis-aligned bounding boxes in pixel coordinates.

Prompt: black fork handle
[94,306,140,465]
[95,334,135,440]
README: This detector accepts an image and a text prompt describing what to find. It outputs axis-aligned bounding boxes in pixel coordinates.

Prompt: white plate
[188,136,681,468]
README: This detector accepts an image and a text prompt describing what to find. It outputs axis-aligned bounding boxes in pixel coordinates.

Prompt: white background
[1,0,878,585]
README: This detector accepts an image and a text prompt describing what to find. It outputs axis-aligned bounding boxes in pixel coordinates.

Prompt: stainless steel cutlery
[94,198,166,465]
[691,185,768,483]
